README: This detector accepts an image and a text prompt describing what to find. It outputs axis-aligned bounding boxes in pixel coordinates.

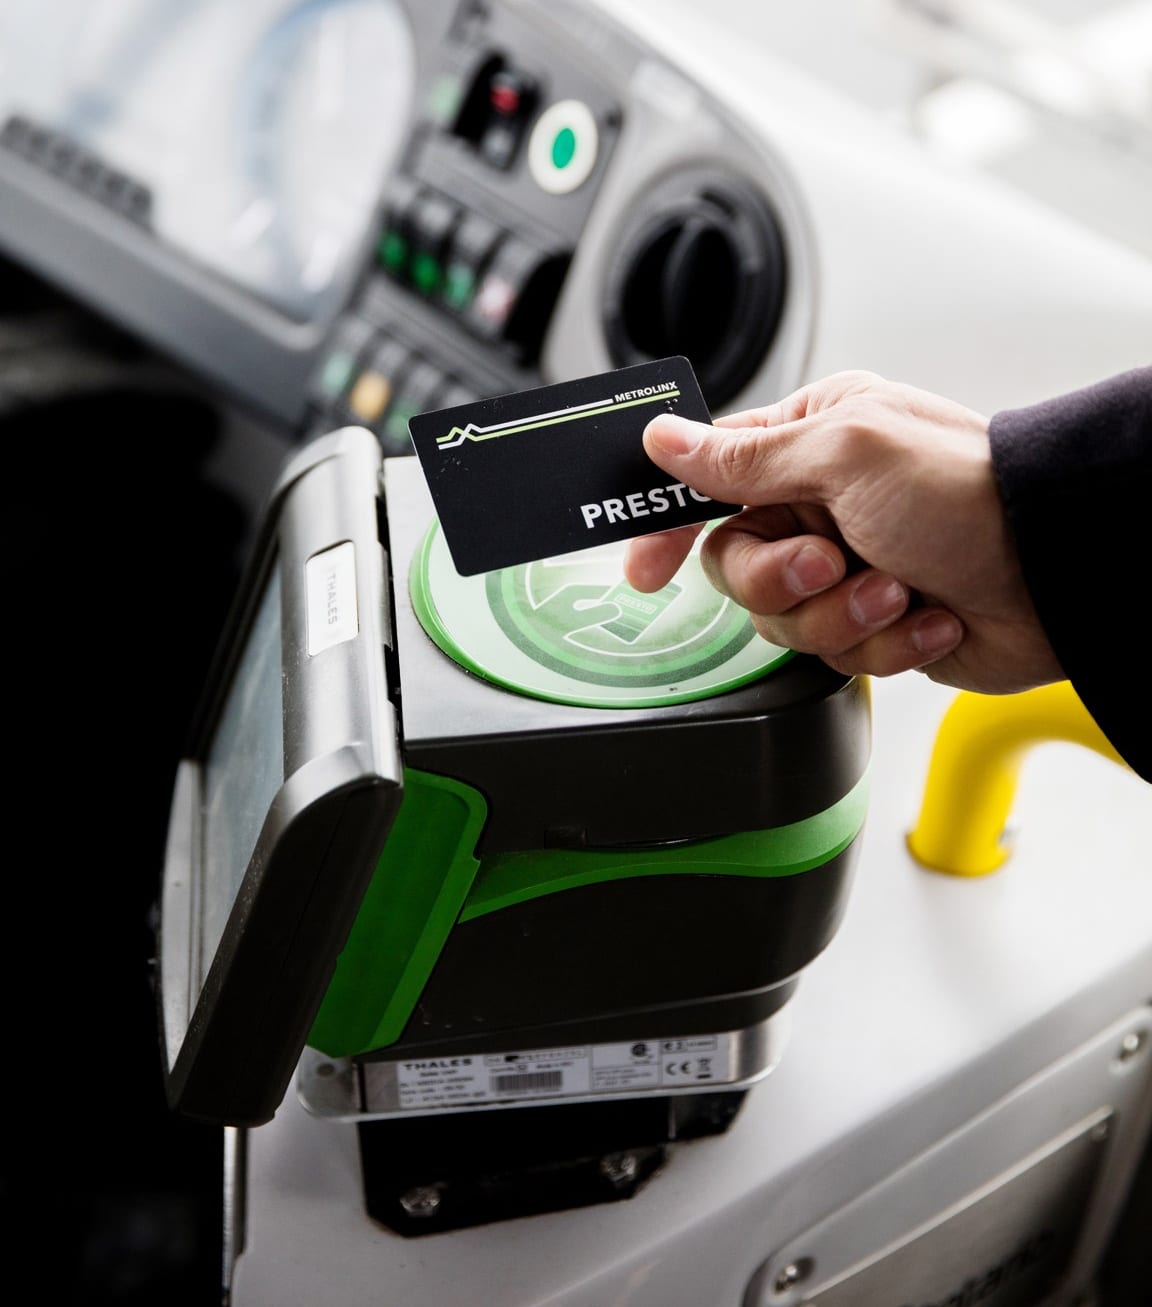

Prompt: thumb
[643,413,826,508]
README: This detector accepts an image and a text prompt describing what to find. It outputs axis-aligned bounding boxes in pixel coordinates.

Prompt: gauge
[0,0,415,322]
[234,0,416,317]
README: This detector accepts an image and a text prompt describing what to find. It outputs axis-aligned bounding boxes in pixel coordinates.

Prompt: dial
[0,0,415,320]
[235,0,415,316]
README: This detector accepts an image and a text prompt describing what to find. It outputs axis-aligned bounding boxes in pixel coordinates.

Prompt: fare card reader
[158,425,870,1231]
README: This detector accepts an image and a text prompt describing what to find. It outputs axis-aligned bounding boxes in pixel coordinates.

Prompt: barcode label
[492,1071,565,1095]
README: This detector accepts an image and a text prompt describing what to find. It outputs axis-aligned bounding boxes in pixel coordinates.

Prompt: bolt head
[599,1151,640,1185]
[1118,1031,1147,1062]
[399,1184,443,1218]
[772,1257,814,1295]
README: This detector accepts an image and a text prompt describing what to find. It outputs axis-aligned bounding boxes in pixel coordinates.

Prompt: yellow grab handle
[906,681,1126,876]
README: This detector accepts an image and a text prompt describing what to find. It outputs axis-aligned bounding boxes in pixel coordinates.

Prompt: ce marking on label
[665,1057,714,1080]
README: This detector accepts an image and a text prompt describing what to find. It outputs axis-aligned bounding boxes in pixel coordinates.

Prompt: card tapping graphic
[599,580,683,644]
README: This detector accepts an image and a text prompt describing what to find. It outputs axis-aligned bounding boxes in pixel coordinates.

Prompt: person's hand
[623,371,1063,694]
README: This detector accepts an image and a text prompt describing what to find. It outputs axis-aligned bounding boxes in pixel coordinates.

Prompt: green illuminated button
[411,527,792,708]
[378,229,407,273]
[551,126,576,170]
[377,175,421,279]
[310,317,373,404]
[442,261,476,310]
[527,99,599,195]
[382,402,418,452]
[441,212,501,313]
[405,192,459,298]
[411,251,442,295]
[318,351,356,399]
[383,362,445,455]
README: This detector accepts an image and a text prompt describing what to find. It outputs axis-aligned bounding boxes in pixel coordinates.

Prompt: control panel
[308,2,624,454]
[0,0,809,454]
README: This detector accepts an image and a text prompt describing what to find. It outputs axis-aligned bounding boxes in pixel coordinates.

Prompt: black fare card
[408,356,739,576]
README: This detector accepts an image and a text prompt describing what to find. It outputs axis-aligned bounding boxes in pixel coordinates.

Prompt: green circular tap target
[410,523,793,708]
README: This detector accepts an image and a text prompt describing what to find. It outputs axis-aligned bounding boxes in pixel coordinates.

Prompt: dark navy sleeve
[989,366,1152,782]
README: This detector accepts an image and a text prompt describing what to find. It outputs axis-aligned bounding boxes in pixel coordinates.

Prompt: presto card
[408,356,739,576]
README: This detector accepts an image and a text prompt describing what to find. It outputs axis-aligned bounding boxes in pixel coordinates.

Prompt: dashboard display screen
[0,0,415,321]
[199,569,284,1016]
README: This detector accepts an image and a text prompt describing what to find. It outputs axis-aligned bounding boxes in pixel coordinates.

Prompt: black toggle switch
[468,239,571,362]
[310,316,376,408]
[479,68,537,169]
[441,211,503,313]
[380,358,450,457]
[405,191,461,298]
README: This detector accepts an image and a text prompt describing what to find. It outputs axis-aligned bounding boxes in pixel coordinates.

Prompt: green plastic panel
[461,773,870,921]
[308,767,869,1059]
[308,768,488,1057]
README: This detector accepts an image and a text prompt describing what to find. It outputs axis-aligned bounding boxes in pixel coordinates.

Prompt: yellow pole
[906,682,1126,876]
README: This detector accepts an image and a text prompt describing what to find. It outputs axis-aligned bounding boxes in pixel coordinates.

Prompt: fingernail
[786,544,841,596]
[849,574,907,625]
[912,612,963,659]
[646,415,709,457]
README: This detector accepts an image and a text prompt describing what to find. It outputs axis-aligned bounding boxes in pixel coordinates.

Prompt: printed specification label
[394,1034,734,1111]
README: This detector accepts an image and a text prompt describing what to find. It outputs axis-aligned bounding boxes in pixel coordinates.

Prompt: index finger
[623,522,703,593]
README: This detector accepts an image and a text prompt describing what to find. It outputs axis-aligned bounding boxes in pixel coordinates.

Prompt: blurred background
[0,2,1148,1303]
[707,0,1152,263]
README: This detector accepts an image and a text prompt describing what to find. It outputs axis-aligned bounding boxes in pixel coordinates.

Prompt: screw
[600,1152,639,1185]
[399,1185,443,1218]
[773,1258,813,1294]
[314,1062,336,1078]
[1117,1031,1147,1063]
